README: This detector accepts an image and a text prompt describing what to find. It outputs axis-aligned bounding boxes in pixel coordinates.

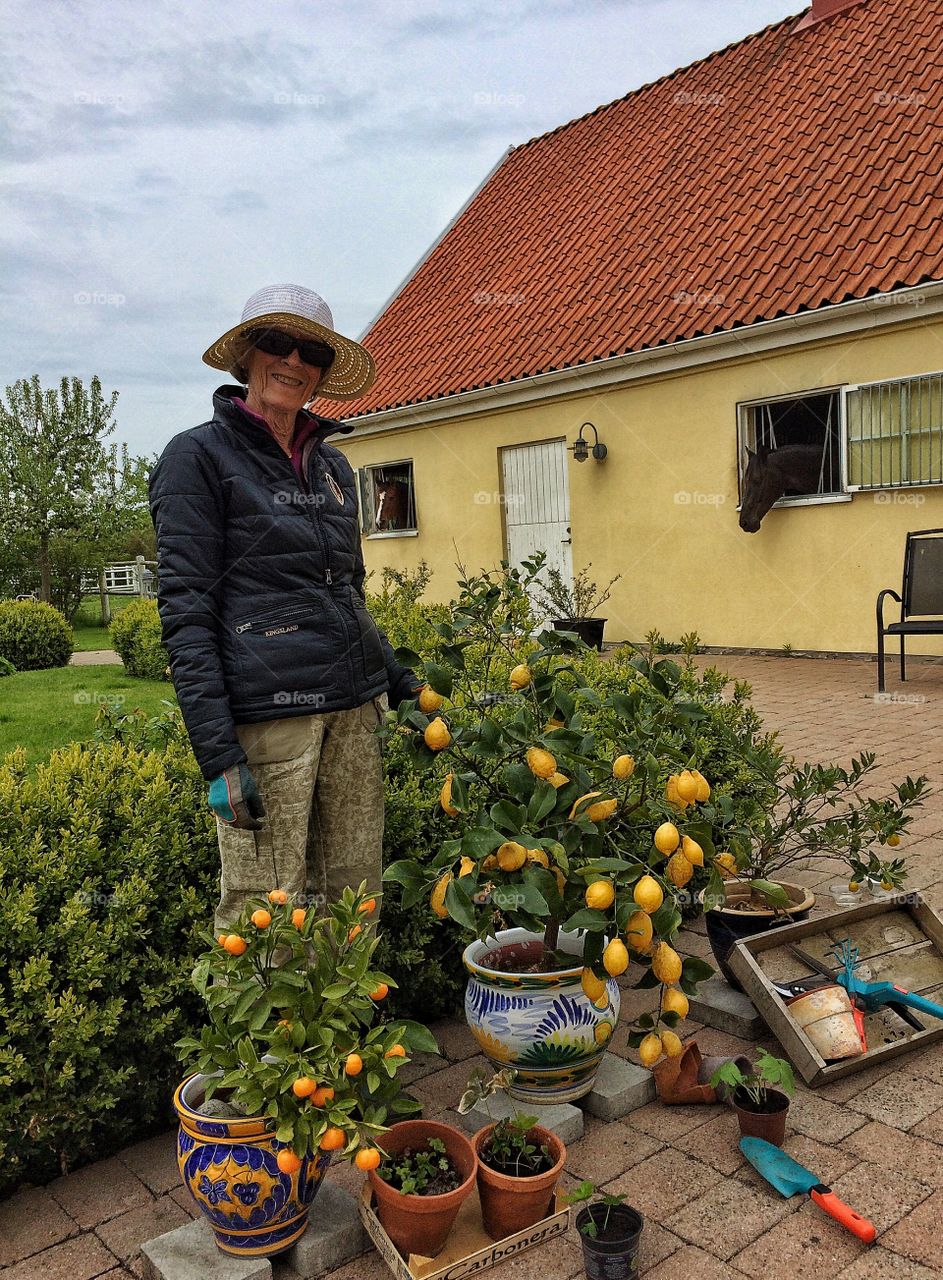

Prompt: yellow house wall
[339,317,943,655]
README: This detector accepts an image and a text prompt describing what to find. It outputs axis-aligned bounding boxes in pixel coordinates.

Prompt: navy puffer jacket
[148,386,418,780]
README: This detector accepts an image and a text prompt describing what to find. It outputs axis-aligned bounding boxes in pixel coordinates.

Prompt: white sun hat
[202,283,376,400]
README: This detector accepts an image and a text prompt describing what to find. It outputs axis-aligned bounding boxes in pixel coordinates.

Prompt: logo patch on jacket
[325,473,345,505]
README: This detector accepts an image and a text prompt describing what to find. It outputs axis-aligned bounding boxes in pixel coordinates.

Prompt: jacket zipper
[234,605,314,635]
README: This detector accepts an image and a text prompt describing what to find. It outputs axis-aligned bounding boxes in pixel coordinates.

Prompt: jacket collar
[212,385,355,442]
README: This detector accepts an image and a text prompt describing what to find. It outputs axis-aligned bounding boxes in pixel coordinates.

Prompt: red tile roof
[325,0,943,421]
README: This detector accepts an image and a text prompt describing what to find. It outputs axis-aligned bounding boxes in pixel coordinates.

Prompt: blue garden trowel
[740,1138,876,1243]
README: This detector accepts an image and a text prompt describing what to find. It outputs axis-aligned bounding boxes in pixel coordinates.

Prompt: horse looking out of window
[375,478,409,531]
[738,442,825,532]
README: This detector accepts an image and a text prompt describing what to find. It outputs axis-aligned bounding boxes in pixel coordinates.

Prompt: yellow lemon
[652,941,683,985]
[586,797,618,822]
[569,791,602,820]
[458,856,476,877]
[667,852,693,889]
[526,847,549,868]
[549,771,570,789]
[581,967,607,1001]
[676,770,699,803]
[613,754,636,780]
[887,834,901,847]
[692,770,711,802]
[553,868,566,896]
[482,854,498,871]
[633,875,664,914]
[594,993,610,1009]
[526,746,557,779]
[439,772,458,816]
[544,717,565,731]
[585,879,615,910]
[509,663,532,690]
[603,937,630,977]
[666,775,690,810]
[654,821,680,856]
[661,1029,683,1057]
[496,841,527,872]
[848,879,861,893]
[418,685,444,713]
[626,909,654,954]
[681,835,704,867]
[424,717,451,751]
[662,987,690,1019]
[714,852,737,878]
[431,872,451,919]
[638,1033,663,1067]
[594,1019,614,1046]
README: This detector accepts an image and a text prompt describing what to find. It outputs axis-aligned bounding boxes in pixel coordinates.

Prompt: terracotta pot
[368,1120,477,1260]
[472,1124,566,1240]
[702,880,815,990]
[732,1086,790,1147]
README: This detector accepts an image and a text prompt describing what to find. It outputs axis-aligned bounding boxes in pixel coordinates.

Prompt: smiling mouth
[272,373,304,387]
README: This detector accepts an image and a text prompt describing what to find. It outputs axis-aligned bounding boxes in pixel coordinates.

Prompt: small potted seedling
[565,1181,643,1279]
[709,1052,796,1148]
[472,1112,566,1240]
[367,1120,478,1259]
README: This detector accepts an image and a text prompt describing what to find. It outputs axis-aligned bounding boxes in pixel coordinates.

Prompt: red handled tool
[740,1138,876,1243]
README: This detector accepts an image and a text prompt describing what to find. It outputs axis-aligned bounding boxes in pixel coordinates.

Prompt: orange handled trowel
[740,1138,876,1243]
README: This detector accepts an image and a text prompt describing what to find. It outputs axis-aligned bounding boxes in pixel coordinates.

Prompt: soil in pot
[732,1086,790,1147]
[479,939,575,975]
[473,1124,566,1240]
[576,1203,643,1279]
[368,1120,477,1260]
[704,880,814,991]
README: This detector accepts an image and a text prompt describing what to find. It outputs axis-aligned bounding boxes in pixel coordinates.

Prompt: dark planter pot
[367,1120,477,1260]
[472,1124,566,1241]
[702,880,815,991]
[732,1086,790,1148]
[575,1203,643,1279]
[551,617,606,650]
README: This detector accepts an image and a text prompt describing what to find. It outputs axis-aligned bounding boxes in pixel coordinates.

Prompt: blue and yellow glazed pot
[174,1073,330,1258]
[463,928,620,1104]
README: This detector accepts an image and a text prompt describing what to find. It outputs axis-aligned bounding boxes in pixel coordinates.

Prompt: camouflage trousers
[214,695,387,932]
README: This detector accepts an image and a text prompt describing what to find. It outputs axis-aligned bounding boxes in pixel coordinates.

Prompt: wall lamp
[570,422,608,463]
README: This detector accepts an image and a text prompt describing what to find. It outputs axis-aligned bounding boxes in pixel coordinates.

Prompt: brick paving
[3,653,942,1278]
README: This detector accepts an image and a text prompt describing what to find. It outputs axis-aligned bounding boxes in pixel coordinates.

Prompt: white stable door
[500,439,573,622]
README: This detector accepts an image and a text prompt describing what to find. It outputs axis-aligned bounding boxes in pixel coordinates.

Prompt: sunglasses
[243,327,336,369]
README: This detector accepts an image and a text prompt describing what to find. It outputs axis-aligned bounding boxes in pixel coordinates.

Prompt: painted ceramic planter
[174,1073,330,1258]
[463,928,620,1103]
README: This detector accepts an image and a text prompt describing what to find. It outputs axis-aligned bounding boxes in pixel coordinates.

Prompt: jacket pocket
[353,602,386,681]
[231,604,332,709]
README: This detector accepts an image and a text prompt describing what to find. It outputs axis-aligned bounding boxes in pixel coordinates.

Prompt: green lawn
[0,666,177,763]
[71,595,137,652]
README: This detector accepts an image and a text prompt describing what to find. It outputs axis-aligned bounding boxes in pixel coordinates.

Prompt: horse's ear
[746,447,755,460]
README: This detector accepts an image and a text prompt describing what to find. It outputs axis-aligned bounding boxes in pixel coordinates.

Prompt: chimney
[793,0,868,30]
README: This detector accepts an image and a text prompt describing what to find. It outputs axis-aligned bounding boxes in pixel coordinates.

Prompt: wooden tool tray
[728,893,943,1086]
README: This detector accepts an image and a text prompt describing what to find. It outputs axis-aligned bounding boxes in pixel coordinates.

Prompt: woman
[149,284,420,930]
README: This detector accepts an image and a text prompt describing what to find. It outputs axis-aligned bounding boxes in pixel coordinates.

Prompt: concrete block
[140,1217,272,1280]
[581,1055,656,1120]
[688,976,765,1039]
[448,1092,584,1144]
[285,1181,370,1279]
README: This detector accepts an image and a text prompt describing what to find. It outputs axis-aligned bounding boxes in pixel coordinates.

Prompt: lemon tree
[383,555,720,1061]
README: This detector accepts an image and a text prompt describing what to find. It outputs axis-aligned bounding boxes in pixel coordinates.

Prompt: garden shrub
[0,723,217,1194]
[0,655,14,677]
[0,600,72,670]
[110,598,169,679]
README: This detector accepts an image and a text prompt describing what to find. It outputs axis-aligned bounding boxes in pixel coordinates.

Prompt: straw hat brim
[202,312,376,400]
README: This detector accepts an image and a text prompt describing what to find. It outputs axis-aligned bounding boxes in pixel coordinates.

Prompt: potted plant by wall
[366,1119,478,1259]
[709,1052,796,1148]
[565,1181,643,1280]
[472,1113,566,1240]
[174,885,437,1258]
[699,753,927,988]
[529,562,622,651]
[384,554,717,1102]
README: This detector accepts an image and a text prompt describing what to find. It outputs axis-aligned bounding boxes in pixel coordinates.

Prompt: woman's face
[244,332,324,413]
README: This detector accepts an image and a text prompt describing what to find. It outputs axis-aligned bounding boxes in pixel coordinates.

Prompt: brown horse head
[739,443,824,533]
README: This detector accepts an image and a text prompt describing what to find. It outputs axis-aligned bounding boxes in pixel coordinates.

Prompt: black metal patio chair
[876,527,943,692]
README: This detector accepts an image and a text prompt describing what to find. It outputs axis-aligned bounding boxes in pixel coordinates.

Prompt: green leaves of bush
[0,600,72,670]
[109,598,169,679]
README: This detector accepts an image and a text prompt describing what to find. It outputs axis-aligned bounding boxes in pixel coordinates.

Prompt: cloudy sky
[2,0,800,458]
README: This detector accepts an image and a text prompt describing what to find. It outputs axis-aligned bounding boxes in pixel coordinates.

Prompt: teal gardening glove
[208,763,266,830]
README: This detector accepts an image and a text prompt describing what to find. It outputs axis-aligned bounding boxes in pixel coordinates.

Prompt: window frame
[735,384,851,511]
[844,370,943,493]
[356,458,419,538]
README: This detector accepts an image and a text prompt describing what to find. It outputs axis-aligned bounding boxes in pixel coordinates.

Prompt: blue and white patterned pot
[463,928,620,1104]
[174,1073,330,1257]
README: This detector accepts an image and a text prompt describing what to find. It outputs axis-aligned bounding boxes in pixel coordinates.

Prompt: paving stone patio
[4,653,943,1278]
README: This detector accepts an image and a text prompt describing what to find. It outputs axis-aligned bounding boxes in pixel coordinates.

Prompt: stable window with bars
[846,371,943,490]
[357,460,418,536]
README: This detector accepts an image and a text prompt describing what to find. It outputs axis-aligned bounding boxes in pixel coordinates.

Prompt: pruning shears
[831,939,943,1024]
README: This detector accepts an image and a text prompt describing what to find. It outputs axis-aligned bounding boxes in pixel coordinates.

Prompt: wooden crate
[727,893,943,1086]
